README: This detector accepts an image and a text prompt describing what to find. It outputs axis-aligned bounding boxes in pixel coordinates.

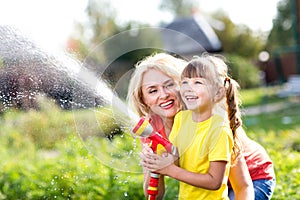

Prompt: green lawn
[241,88,300,199]
[240,86,288,107]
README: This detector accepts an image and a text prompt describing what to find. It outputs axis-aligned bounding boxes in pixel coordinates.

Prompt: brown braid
[224,77,242,162]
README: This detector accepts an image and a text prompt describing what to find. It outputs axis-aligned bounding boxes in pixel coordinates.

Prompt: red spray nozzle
[131,117,174,155]
[131,116,153,137]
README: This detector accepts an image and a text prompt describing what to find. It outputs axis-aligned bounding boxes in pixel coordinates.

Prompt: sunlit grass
[240,86,288,107]
[241,97,300,200]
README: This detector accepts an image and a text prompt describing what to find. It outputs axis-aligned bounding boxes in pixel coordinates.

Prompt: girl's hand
[139,144,154,170]
[140,144,176,175]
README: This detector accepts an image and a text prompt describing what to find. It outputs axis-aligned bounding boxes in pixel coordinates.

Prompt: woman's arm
[141,145,165,200]
[142,167,165,200]
[229,156,254,200]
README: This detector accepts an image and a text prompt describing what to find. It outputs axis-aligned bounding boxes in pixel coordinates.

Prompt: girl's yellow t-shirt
[169,110,233,200]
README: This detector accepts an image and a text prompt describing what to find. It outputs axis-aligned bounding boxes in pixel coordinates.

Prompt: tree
[267,0,300,75]
[69,0,164,62]
[212,12,266,59]
[159,0,265,60]
[77,0,119,48]
[159,0,195,16]
[158,0,264,87]
[67,0,120,59]
[225,54,261,89]
[267,0,295,52]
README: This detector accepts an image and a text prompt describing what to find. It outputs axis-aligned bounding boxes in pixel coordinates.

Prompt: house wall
[259,52,299,84]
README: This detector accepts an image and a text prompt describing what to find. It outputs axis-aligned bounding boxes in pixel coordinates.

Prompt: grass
[240,87,300,199]
[240,86,288,107]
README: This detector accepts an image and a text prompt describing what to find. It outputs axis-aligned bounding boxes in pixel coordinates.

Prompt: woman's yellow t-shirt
[169,110,233,200]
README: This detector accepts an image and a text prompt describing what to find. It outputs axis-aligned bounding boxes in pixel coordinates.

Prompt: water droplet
[132,137,137,149]
[281,116,292,124]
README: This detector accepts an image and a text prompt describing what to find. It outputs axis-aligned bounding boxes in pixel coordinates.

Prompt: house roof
[160,15,222,55]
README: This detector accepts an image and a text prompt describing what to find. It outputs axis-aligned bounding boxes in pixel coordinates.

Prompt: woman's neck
[161,117,174,137]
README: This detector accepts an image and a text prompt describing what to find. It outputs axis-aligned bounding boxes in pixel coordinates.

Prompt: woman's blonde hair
[127,52,187,116]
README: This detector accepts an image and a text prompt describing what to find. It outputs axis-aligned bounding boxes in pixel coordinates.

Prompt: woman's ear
[214,87,225,102]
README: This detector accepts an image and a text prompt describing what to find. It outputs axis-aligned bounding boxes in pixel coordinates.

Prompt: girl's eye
[166,82,175,88]
[195,81,202,84]
[181,81,188,84]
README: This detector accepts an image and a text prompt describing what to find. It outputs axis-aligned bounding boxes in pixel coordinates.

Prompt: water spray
[131,116,176,200]
[0,25,207,198]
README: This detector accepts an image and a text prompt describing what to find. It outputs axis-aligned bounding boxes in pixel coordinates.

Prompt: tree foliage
[158,0,266,60]
[159,0,195,16]
[212,12,266,59]
[69,0,266,88]
[225,54,261,89]
[267,0,296,52]
[69,0,130,61]
[77,0,119,47]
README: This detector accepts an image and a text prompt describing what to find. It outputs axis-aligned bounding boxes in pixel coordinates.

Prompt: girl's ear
[214,87,225,102]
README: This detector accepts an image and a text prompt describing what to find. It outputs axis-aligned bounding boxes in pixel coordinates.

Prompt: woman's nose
[159,87,170,99]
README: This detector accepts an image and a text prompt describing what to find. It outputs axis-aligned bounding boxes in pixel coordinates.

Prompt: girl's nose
[181,83,192,91]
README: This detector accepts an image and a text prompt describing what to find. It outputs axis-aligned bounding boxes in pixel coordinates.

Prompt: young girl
[140,54,242,199]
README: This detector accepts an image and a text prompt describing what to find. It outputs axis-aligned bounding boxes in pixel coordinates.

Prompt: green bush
[0,133,145,199]
[226,54,261,89]
[0,97,122,149]
[0,97,147,199]
[0,94,299,199]
[0,97,76,149]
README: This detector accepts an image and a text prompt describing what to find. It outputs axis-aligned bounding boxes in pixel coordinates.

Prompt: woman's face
[141,69,181,119]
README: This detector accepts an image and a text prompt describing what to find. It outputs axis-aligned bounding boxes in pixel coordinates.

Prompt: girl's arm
[229,156,254,200]
[141,152,227,190]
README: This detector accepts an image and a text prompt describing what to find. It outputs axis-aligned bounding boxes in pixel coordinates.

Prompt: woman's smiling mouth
[160,100,174,108]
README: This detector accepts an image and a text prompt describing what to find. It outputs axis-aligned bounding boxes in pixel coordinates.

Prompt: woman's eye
[149,89,157,94]
[195,81,202,84]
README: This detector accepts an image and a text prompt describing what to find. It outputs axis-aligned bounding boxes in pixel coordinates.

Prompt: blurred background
[1,0,298,91]
[0,0,299,199]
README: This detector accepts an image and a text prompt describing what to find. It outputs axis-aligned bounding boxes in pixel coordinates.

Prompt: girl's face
[141,69,181,119]
[180,77,214,114]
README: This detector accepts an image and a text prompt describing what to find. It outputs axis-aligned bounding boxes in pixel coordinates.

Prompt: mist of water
[0,25,144,174]
[0,25,139,128]
[72,59,140,126]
